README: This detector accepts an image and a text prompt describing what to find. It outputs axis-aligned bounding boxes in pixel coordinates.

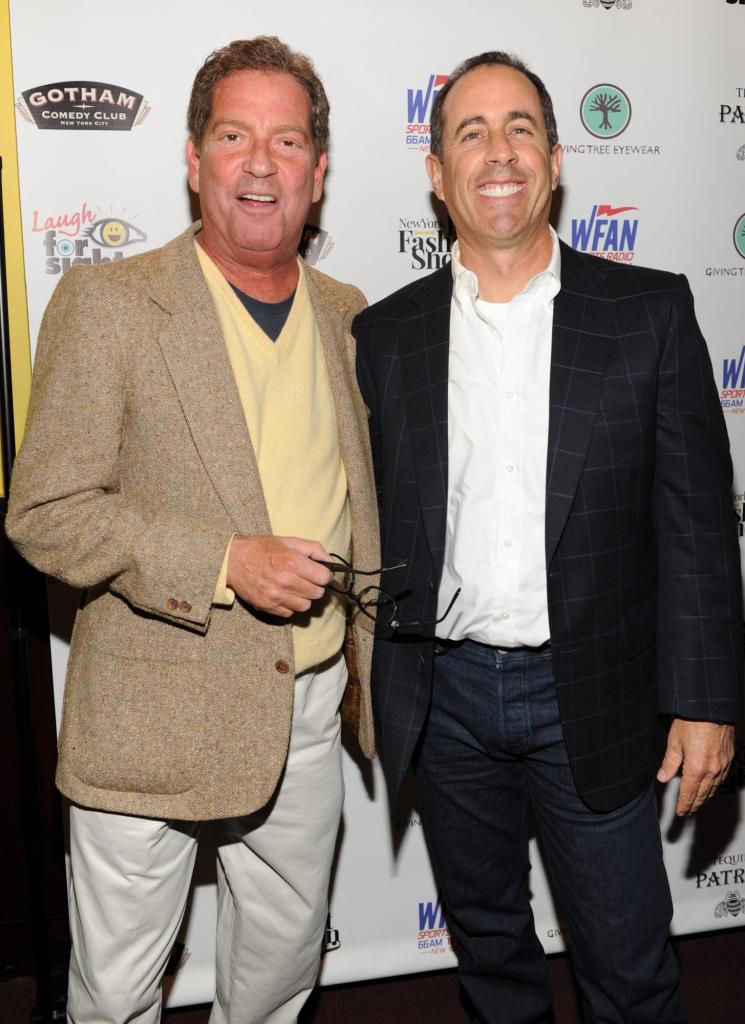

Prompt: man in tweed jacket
[354,52,742,1023]
[6,38,378,1024]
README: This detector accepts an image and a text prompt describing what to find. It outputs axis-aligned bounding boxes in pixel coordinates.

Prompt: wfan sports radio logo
[583,0,632,8]
[16,81,150,130]
[33,201,147,275]
[720,352,745,411]
[417,896,452,956]
[570,204,638,262]
[399,214,455,270]
[406,74,448,150]
[580,84,631,139]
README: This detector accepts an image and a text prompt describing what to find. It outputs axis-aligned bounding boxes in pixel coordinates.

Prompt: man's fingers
[227,534,333,614]
[656,744,683,784]
[675,775,701,816]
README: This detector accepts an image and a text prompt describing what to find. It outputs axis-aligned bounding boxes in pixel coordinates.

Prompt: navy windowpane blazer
[354,241,743,813]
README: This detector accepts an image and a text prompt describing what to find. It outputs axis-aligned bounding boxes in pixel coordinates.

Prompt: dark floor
[4,928,745,1023]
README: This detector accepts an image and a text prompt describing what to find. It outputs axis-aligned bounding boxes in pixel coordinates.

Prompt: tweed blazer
[355,242,743,813]
[6,224,379,821]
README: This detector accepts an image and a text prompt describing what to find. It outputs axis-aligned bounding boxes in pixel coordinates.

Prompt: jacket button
[275,660,290,674]
[166,597,179,611]
[179,600,192,613]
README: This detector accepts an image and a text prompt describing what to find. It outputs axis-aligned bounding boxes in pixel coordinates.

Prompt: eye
[84,218,147,249]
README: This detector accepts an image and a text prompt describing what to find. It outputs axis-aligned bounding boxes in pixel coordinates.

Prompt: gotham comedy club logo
[16,81,150,130]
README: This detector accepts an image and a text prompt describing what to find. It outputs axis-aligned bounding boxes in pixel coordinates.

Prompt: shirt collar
[450,227,561,311]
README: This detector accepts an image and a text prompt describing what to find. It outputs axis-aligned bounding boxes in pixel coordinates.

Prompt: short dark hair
[187,36,329,159]
[430,51,558,159]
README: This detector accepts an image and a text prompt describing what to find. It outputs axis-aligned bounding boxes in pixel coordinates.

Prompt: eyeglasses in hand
[318,554,460,632]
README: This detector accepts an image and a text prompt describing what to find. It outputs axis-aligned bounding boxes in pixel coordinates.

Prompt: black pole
[0,157,64,1021]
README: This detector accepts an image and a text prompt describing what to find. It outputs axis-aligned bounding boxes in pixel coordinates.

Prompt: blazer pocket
[62,644,207,795]
[622,599,657,659]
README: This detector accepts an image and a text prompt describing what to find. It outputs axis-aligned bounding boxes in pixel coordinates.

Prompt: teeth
[478,183,524,197]
[240,193,275,202]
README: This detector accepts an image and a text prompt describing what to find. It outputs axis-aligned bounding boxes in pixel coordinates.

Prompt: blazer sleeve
[5,268,231,632]
[653,275,744,721]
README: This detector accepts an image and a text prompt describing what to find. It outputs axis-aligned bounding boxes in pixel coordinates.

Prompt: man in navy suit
[354,52,743,1023]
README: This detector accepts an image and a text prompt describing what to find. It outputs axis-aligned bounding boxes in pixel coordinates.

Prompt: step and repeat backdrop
[7,0,745,1006]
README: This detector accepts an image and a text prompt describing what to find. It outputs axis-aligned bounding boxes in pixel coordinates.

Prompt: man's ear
[312,151,328,204]
[426,153,445,202]
[186,137,200,193]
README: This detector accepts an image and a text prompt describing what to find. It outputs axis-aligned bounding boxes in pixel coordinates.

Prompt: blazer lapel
[546,243,614,566]
[400,266,453,567]
[149,228,271,536]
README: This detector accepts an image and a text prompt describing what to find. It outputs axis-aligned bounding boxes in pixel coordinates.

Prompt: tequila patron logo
[714,892,745,918]
[32,201,147,274]
[406,74,448,150]
[580,84,632,139]
[570,204,638,262]
[16,81,150,130]
[583,0,632,8]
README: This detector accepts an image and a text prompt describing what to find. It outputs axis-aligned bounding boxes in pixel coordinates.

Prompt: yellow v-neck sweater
[198,246,351,673]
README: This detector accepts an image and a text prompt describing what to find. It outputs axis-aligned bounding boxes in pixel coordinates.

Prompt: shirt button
[504,540,513,548]
[501,611,510,620]
[179,600,192,613]
[506,390,515,399]
[165,597,178,611]
[506,465,514,473]
[275,660,291,675]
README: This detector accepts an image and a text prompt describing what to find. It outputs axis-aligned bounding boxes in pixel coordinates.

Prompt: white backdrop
[8,0,745,1004]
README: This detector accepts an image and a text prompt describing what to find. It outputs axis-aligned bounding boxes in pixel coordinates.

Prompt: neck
[458,228,554,302]
[196,235,300,302]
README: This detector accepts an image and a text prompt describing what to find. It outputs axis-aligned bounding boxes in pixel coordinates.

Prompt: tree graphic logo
[734,214,745,260]
[580,84,632,139]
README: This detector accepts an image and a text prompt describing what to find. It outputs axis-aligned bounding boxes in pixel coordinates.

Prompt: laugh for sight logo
[33,200,147,275]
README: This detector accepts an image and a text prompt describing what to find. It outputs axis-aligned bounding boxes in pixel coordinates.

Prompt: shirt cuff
[213,535,236,607]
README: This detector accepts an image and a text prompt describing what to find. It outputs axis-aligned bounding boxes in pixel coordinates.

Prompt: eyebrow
[210,117,310,137]
[451,110,540,137]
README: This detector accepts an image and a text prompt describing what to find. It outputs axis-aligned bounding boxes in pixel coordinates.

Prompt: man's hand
[657,718,735,816]
[226,535,332,618]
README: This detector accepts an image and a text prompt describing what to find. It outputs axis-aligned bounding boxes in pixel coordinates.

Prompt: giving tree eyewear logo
[734,213,745,259]
[580,84,631,139]
[16,81,150,130]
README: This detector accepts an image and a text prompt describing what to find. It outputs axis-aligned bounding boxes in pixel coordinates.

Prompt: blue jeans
[414,640,685,1024]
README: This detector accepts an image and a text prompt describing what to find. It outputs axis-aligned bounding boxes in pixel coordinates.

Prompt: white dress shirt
[436,230,561,646]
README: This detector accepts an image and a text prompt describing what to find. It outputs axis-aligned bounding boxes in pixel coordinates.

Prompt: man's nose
[484,130,517,164]
[242,139,276,176]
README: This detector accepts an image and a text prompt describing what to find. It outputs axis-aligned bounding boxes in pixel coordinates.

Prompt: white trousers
[66,654,347,1024]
